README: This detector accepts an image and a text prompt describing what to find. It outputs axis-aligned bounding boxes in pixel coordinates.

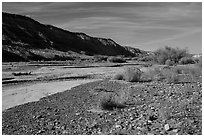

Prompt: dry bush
[123,67,142,82]
[166,72,179,84]
[141,66,164,81]
[153,46,189,65]
[182,65,202,79]
[142,63,153,67]
[151,66,180,84]
[165,59,175,66]
[142,66,181,83]
[113,67,142,82]
[107,56,126,63]
[141,64,200,84]
[196,56,202,68]
[100,92,119,110]
[197,61,202,68]
[99,88,131,110]
[94,55,108,62]
[173,67,183,74]
[138,55,153,62]
[179,57,195,65]
[162,69,179,84]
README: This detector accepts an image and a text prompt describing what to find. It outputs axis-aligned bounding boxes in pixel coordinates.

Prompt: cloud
[2,2,202,53]
[140,29,201,45]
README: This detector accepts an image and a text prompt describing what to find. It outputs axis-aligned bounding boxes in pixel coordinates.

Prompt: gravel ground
[2,79,100,111]
[2,77,202,135]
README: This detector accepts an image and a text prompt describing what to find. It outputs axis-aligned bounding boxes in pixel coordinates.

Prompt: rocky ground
[2,71,202,135]
[2,61,140,111]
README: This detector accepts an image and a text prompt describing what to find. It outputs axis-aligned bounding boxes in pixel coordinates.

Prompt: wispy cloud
[2,2,202,53]
[141,29,201,45]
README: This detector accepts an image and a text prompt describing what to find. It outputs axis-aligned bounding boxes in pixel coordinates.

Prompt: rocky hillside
[2,12,146,62]
[124,46,148,57]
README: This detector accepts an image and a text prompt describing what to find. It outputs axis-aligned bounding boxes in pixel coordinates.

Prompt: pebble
[129,116,134,120]
[62,130,69,134]
[164,124,170,131]
[147,120,152,123]
[159,90,164,94]
[172,129,178,133]
[115,125,122,129]
[147,133,154,135]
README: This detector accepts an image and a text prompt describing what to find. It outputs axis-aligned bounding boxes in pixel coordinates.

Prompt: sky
[2,2,202,54]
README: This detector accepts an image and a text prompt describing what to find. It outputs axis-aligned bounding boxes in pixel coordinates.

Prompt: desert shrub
[150,67,166,81]
[140,66,161,81]
[162,65,171,70]
[153,46,189,65]
[100,93,119,110]
[162,69,179,84]
[197,60,202,68]
[142,63,153,67]
[107,56,126,63]
[138,56,153,62]
[193,56,202,64]
[196,56,202,68]
[142,66,181,83]
[165,59,175,66]
[181,65,202,78]
[113,73,124,80]
[179,57,195,65]
[94,55,108,62]
[99,89,130,110]
[123,67,142,82]
[193,58,199,63]
[173,67,183,74]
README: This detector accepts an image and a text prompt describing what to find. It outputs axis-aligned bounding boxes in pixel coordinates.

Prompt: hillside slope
[2,12,146,62]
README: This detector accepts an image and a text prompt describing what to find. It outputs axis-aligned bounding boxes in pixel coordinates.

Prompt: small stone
[137,126,142,130]
[148,133,154,135]
[129,117,134,120]
[150,106,155,110]
[164,124,170,131]
[75,113,80,116]
[132,107,136,110]
[115,125,122,129]
[172,129,178,133]
[147,120,152,123]
[159,90,164,94]
[97,131,103,135]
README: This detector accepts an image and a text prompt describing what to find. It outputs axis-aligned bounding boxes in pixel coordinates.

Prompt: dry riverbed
[2,79,99,111]
[2,62,140,111]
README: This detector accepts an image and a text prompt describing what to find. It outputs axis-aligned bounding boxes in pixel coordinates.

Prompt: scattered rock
[172,129,178,133]
[2,78,202,135]
[115,125,122,129]
[148,133,154,135]
[164,124,170,131]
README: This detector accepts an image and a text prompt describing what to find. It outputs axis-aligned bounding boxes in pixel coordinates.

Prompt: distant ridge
[2,12,147,62]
